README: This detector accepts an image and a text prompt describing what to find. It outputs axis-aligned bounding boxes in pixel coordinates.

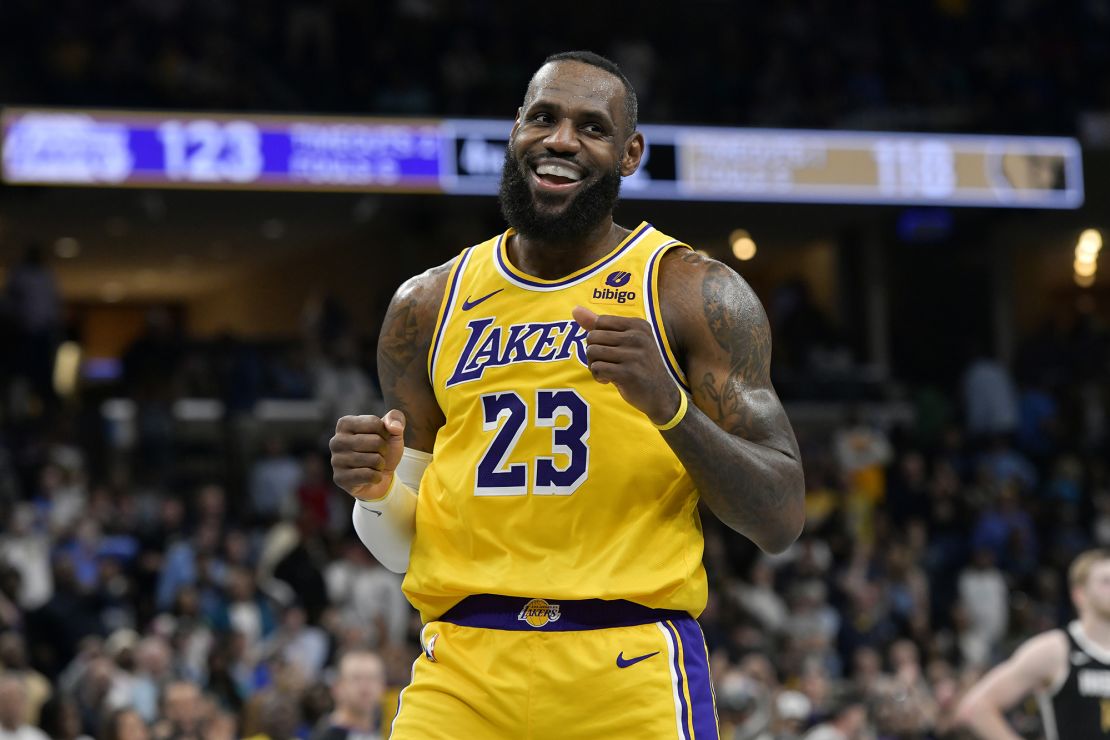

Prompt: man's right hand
[329,410,406,501]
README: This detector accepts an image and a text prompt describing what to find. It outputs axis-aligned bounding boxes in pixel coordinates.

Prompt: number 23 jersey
[404,222,708,623]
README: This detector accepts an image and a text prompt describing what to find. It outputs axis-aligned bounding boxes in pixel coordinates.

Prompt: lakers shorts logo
[517,598,561,628]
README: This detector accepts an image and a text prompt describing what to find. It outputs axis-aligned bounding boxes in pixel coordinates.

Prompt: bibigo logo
[518,598,561,628]
[591,270,637,305]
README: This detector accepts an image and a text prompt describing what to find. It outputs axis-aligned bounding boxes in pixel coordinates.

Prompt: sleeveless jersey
[402,222,708,623]
[1040,621,1110,739]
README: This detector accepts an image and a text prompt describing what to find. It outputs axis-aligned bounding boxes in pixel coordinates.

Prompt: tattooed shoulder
[700,260,771,379]
[377,259,454,391]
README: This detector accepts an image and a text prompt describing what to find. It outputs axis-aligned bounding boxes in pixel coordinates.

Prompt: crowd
[2,0,1107,135]
[3,241,1110,739]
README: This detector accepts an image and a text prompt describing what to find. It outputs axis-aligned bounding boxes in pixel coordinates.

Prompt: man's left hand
[572,305,682,426]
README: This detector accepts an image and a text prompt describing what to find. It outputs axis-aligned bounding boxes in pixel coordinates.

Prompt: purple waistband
[437,595,690,631]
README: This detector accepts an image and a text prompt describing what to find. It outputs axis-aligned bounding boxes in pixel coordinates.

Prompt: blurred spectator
[150,681,204,740]
[240,661,306,739]
[3,243,61,408]
[37,693,93,740]
[0,505,52,611]
[296,451,336,534]
[716,668,772,740]
[961,347,1019,438]
[113,636,172,724]
[122,310,183,484]
[248,437,302,524]
[833,416,893,544]
[970,484,1038,577]
[311,335,382,423]
[1016,376,1060,462]
[310,651,385,740]
[0,633,51,727]
[771,689,812,739]
[99,707,149,740]
[956,548,1009,667]
[256,604,328,685]
[155,522,224,613]
[324,542,407,649]
[268,515,331,625]
[801,691,868,740]
[730,559,788,635]
[210,568,274,655]
[0,672,49,740]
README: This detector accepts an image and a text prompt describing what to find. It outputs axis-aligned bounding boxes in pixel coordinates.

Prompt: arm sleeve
[351,447,431,574]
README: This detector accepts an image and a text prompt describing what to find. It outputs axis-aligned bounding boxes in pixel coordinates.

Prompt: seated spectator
[310,651,386,740]
[0,672,49,740]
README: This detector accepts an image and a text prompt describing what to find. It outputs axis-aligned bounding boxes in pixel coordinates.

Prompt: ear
[619,131,645,177]
[510,106,523,139]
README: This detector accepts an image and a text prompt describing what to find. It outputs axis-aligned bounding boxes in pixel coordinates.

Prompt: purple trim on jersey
[674,617,720,739]
[663,620,692,739]
[428,245,474,380]
[438,594,688,632]
[645,244,690,390]
[495,222,653,289]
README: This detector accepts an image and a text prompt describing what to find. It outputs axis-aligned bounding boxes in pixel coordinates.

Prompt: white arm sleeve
[351,447,431,574]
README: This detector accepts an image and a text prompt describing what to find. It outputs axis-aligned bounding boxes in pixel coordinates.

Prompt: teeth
[536,163,582,181]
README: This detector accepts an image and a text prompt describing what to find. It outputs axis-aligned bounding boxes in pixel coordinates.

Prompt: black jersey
[1040,622,1110,739]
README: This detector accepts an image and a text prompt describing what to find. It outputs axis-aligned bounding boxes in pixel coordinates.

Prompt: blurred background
[0,1,1108,738]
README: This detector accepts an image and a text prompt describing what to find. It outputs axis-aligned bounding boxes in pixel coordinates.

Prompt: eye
[532,112,555,125]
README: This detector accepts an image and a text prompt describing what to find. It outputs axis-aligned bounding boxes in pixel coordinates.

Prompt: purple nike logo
[461,288,503,311]
[358,503,382,517]
[616,651,660,668]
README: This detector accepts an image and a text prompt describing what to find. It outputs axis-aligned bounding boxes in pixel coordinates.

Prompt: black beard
[498,148,621,243]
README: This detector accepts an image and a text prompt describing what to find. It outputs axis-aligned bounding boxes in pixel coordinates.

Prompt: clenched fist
[329,409,406,501]
[572,306,682,426]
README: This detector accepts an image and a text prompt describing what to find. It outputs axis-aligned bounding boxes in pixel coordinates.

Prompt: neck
[333,707,373,730]
[508,217,626,280]
[1081,614,1110,646]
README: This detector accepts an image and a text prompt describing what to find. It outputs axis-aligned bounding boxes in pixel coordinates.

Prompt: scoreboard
[1,108,1084,208]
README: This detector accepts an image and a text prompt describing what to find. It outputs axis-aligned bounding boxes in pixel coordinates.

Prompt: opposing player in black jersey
[956,549,1110,739]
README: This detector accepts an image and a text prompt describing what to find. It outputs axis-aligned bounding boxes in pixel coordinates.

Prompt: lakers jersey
[402,222,708,623]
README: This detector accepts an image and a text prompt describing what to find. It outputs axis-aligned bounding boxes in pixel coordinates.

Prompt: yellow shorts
[390,596,719,739]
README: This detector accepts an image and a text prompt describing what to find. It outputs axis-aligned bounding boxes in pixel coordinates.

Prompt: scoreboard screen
[1,108,1083,208]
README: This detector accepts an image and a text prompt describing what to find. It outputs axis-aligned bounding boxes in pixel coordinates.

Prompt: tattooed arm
[375,262,453,452]
[658,249,804,553]
[330,260,451,501]
[572,247,802,552]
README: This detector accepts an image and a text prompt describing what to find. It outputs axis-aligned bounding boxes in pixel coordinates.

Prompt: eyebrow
[525,97,616,126]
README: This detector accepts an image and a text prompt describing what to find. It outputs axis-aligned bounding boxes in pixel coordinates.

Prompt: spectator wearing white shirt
[0,673,49,740]
[325,542,408,648]
[957,548,1010,667]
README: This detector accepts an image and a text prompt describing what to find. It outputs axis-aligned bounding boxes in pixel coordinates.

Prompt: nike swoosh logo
[461,288,504,311]
[358,503,383,517]
[616,651,660,668]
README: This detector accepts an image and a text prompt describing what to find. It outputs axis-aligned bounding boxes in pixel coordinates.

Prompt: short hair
[336,649,384,680]
[535,50,638,135]
[1069,549,1110,588]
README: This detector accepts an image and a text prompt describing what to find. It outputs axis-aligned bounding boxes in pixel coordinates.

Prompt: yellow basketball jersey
[404,222,707,623]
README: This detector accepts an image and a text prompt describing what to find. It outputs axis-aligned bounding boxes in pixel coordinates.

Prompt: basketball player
[956,549,1110,739]
[329,50,805,739]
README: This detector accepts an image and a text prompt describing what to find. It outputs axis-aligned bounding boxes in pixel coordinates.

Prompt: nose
[543,118,580,154]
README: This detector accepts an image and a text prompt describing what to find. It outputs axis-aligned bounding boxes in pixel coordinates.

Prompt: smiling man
[329,50,805,739]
